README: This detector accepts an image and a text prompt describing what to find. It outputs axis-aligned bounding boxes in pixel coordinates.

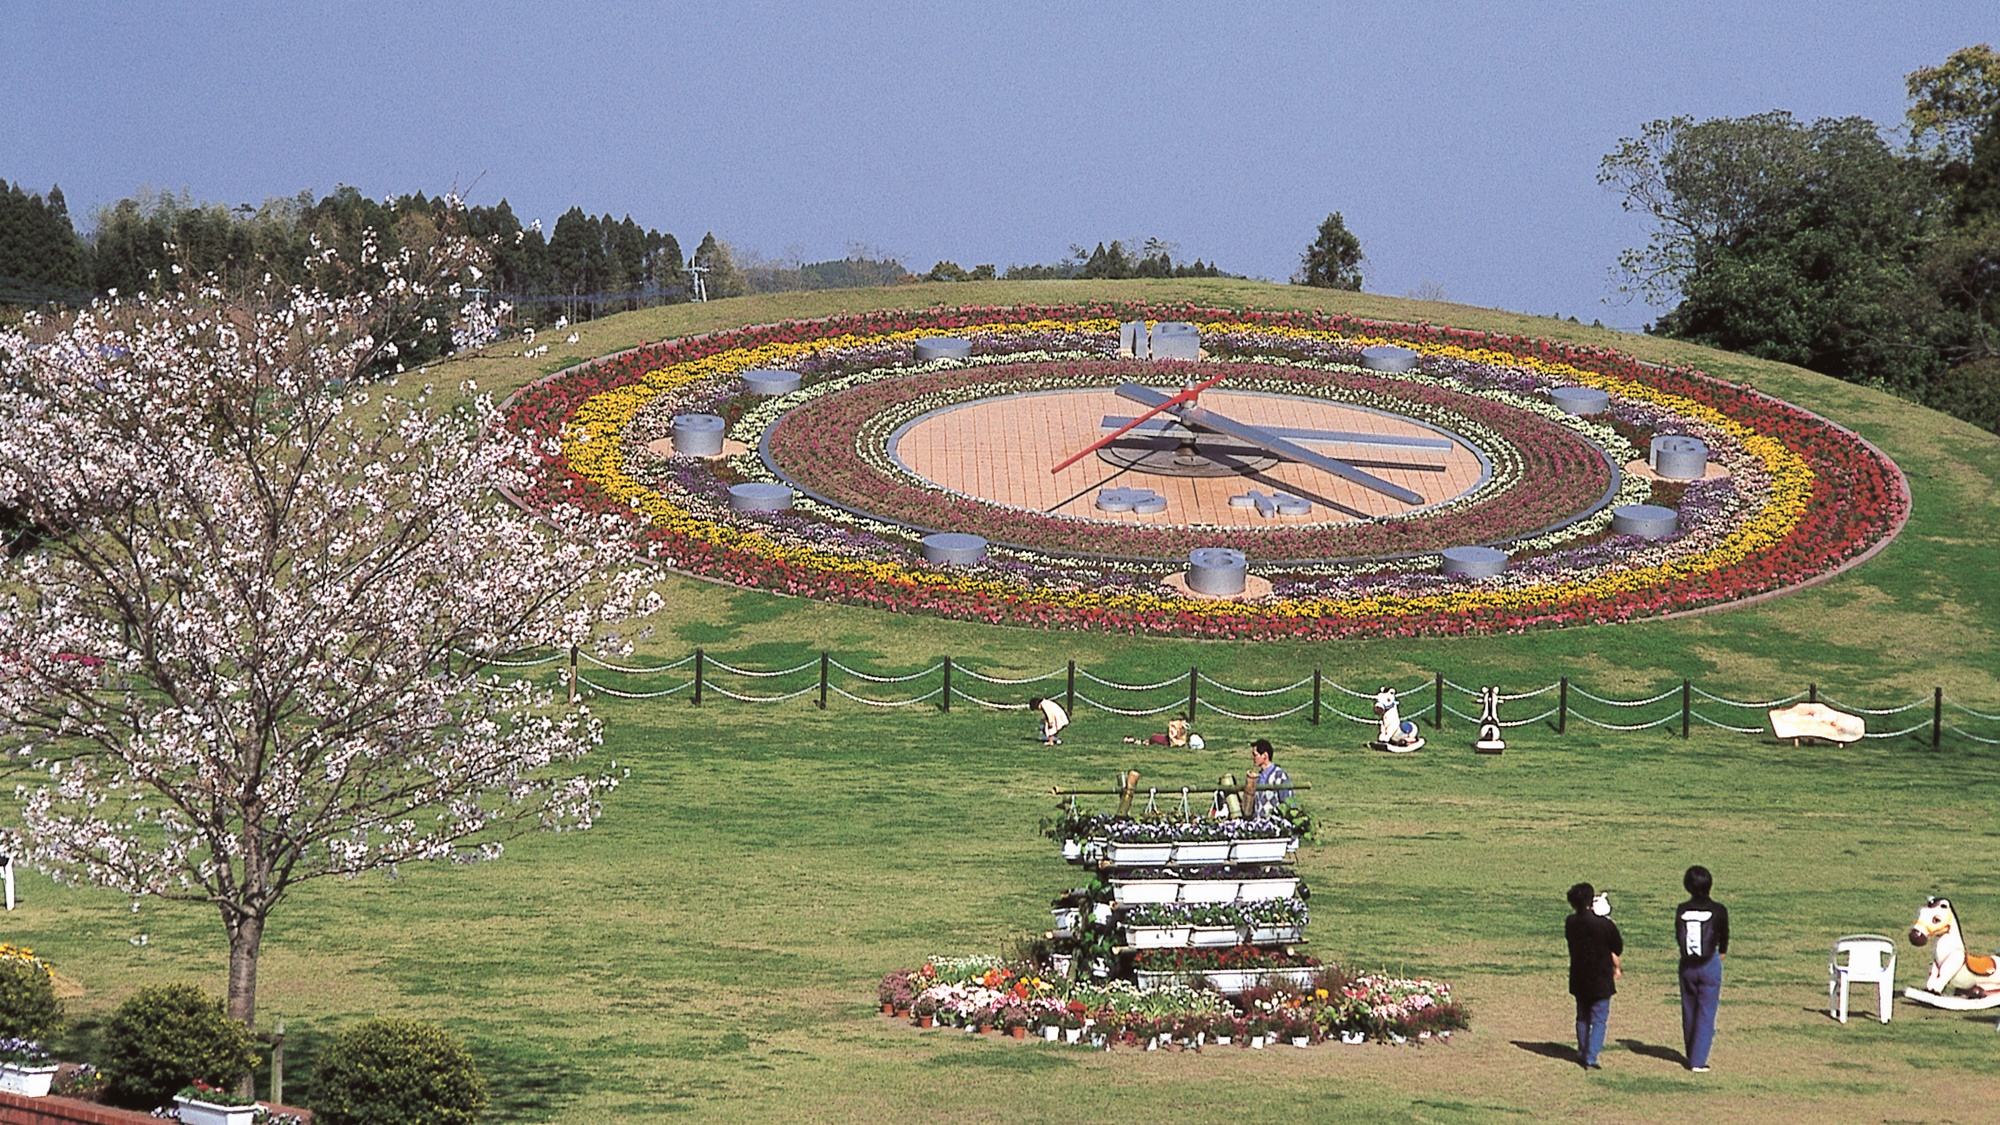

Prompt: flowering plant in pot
[878,969,914,1014]
[910,995,939,1028]
[998,1003,1032,1038]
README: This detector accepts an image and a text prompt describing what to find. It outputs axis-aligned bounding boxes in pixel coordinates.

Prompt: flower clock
[506,303,1907,638]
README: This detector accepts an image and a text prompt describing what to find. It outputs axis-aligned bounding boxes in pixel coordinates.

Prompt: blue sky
[5,1,1993,329]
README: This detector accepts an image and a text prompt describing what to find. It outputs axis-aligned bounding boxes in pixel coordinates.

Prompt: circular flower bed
[504,302,1908,638]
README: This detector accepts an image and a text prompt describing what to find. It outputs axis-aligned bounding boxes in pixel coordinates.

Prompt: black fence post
[1188,666,1199,721]
[819,652,829,710]
[1558,676,1568,735]
[1312,669,1322,726]
[1434,671,1444,730]
[942,657,953,713]
[1681,678,1691,739]
[1934,686,1943,750]
[567,646,579,705]
[1066,660,1076,716]
[693,648,704,707]
[1809,682,1817,704]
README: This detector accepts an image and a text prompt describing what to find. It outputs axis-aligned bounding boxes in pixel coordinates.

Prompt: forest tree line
[1602,44,2000,432]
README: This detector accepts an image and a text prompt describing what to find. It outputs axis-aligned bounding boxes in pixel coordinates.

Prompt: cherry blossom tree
[0,212,658,1033]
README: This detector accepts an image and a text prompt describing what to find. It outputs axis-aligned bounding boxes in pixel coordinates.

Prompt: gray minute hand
[1113,383,1425,506]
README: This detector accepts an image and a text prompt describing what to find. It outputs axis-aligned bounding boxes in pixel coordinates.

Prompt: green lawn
[15,280,2000,1123]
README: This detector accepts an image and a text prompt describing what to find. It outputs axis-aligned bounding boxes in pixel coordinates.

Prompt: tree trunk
[225,908,264,1099]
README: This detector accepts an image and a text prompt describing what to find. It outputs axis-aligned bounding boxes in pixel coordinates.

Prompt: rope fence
[520,647,2000,750]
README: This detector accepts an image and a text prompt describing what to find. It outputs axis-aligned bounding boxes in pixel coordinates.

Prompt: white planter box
[1106,841,1173,865]
[1170,841,1232,864]
[1231,838,1293,863]
[1237,877,1300,901]
[1189,926,1242,948]
[1205,969,1259,993]
[1133,969,1189,990]
[1090,902,1113,925]
[1125,925,1192,949]
[1111,879,1178,905]
[1061,839,1083,861]
[173,1097,259,1125]
[1178,879,1241,903]
[0,1063,57,1097]
[1248,924,1305,944]
[1050,907,1079,937]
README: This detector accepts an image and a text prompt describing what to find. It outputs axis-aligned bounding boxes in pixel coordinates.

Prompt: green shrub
[0,944,63,1041]
[311,1018,487,1125]
[100,983,256,1110]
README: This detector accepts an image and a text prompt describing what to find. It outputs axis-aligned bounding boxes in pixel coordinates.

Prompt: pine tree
[1296,212,1364,290]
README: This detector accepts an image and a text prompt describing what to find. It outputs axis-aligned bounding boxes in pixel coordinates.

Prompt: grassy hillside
[15,280,2000,1124]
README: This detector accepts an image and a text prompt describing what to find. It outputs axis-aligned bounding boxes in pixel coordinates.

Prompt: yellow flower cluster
[0,943,53,980]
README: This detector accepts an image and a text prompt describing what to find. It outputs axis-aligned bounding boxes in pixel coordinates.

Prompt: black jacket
[1566,911,1624,1000]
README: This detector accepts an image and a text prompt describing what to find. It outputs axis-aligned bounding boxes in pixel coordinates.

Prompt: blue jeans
[1680,957,1722,1067]
[1574,996,1610,1066]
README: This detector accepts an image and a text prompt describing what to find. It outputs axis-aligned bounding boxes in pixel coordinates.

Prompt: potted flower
[173,1080,259,1125]
[878,969,914,1016]
[0,1039,56,1097]
[1060,1005,1086,1044]
[911,994,938,1029]
[999,1003,1032,1039]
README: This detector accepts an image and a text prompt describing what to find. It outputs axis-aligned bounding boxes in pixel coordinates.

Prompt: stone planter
[173,1097,259,1125]
[0,1063,57,1097]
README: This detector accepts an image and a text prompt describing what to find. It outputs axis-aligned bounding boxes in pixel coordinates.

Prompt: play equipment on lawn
[1828,934,1896,1024]
[1903,897,2000,1008]
[1370,687,1426,753]
[1768,702,1865,744]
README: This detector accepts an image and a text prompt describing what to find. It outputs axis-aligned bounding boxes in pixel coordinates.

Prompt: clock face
[886,388,1489,526]
[515,305,1906,638]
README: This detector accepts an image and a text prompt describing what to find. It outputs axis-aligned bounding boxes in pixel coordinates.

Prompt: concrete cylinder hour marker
[728,482,794,512]
[1611,503,1678,539]
[1186,547,1248,595]
[670,414,726,456]
[742,369,801,396]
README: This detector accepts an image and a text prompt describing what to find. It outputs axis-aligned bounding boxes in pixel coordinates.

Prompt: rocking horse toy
[1903,896,2000,1009]
[1369,687,1426,753]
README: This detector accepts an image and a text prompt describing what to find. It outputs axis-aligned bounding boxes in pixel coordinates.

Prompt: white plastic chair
[1830,934,1896,1024]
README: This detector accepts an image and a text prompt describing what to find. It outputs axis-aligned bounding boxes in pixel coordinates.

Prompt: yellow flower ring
[503,304,1908,638]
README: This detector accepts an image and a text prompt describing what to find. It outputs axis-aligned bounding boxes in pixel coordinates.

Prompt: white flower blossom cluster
[0,210,661,1024]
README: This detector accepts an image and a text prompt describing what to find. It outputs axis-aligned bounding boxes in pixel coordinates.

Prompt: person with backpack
[1675,865,1729,1072]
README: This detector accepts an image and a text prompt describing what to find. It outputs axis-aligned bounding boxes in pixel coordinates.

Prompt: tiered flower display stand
[1049,790,1313,993]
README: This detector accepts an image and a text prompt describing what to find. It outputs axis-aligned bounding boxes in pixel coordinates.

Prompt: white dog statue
[1371,687,1426,753]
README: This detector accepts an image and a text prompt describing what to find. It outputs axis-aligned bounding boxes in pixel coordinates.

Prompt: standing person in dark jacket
[1564,882,1622,1069]
[1675,865,1729,1072]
